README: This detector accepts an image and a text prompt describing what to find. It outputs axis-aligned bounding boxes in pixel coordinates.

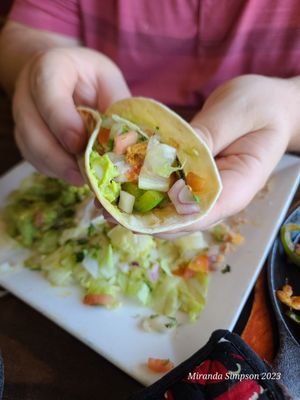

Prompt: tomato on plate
[83,294,114,306]
[147,358,174,373]
[188,254,209,273]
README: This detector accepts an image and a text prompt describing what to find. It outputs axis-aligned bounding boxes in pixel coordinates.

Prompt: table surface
[0,89,296,400]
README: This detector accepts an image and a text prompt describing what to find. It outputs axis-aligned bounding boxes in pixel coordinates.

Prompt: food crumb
[221,265,231,274]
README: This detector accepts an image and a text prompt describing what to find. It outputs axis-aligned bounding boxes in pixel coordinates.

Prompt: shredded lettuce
[179,273,209,321]
[3,173,213,322]
[89,151,121,202]
[111,114,149,140]
[174,232,208,261]
[108,225,154,261]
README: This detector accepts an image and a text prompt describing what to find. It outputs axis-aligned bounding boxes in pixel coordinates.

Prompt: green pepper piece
[122,183,144,199]
[280,223,300,266]
[134,190,165,213]
[286,309,300,324]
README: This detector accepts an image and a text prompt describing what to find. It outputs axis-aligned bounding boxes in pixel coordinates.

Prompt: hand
[12,47,130,185]
[159,74,300,239]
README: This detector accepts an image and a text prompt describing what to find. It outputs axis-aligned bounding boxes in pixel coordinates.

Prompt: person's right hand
[13,47,130,186]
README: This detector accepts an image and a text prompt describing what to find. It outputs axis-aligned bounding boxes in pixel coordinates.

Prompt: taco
[77,97,222,234]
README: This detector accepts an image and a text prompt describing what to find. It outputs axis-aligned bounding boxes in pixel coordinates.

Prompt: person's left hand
[159,74,300,239]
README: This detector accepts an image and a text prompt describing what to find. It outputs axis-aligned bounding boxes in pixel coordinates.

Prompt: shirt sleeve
[9,0,82,39]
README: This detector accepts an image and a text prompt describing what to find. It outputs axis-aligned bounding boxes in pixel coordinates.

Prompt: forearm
[0,21,81,95]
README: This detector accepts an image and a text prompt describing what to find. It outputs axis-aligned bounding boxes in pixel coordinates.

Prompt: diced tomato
[83,293,114,306]
[98,127,110,145]
[186,172,206,192]
[172,265,197,279]
[188,254,209,273]
[113,130,138,155]
[147,358,174,373]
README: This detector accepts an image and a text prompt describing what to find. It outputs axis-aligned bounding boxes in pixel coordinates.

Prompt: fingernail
[66,168,84,186]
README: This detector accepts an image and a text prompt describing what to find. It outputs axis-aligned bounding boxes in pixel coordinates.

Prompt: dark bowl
[268,204,300,345]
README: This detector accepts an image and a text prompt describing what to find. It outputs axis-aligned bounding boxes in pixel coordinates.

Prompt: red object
[147,358,174,373]
[172,265,197,280]
[241,269,275,363]
[164,390,174,400]
[113,131,138,155]
[83,293,114,306]
[97,127,110,145]
[188,255,209,273]
[215,379,262,400]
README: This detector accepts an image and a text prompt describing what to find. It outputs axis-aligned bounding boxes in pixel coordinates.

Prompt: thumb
[190,82,265,156]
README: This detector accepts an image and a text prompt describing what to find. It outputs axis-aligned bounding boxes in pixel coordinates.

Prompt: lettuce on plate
[2,173,214,323]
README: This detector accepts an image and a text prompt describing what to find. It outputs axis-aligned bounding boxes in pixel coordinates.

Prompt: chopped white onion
[82,255,99,278]
[119,263,130,273]
[114,161,132,182]
[106,153,132,182]
[168,179,185,201]
[138,170,170,192]
[168,179,200,215]
[118,190,135,213]
[173,202,200,215]
[178,185,195,204]
[106,152,124,164]
[138,136,176,192]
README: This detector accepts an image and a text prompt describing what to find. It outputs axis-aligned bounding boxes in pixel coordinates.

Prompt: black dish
[268,204,300,345]
[268,203,300,397]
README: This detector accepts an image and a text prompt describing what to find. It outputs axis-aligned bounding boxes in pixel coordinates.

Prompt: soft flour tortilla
[78,97,222,234]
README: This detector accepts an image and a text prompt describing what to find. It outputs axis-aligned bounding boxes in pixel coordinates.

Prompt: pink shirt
[9,0,300,109]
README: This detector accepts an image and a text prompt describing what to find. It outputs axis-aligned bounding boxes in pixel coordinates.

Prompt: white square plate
[0,156,300,385]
